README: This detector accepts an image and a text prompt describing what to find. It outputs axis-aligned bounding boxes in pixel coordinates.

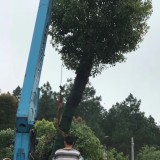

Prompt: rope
[56,64,67,137]
[60,60,64,86]
[57,60,64,126]
[55,60,68,137]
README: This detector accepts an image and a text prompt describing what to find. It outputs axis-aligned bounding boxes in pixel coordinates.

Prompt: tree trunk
[50,57,92,158]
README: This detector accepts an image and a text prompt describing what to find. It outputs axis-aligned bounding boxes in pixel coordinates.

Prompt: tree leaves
[50,0,152,75]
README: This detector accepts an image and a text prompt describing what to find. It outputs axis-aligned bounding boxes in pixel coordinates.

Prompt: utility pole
[131,137,134,160]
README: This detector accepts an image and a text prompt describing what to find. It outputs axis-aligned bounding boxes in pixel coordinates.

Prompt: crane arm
[14,0,53,159]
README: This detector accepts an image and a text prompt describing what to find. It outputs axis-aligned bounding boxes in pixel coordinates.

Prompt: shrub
[0,128,14,159]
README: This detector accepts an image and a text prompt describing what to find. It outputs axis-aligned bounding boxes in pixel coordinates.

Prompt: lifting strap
[56,85,67,137]
[55,60,68,137]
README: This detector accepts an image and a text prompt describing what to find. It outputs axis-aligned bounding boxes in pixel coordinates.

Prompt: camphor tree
[49,0,153,151]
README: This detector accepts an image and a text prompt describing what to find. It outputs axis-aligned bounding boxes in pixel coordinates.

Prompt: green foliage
[37,81,160,158]
[0,128,14,159]
[107,148,129,160]
[34,119,57,159]
[137,146,160,160]
[12,85,21,101]
[35,119,56,137]
[70,118,104,159]
[35,119,106,160]
[50,0,152,75]
[0,93,18,130]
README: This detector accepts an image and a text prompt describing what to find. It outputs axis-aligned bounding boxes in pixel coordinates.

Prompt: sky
[0,0,160,124]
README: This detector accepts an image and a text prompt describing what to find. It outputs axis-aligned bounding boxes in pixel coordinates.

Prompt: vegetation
[37,81,160,159]
[0,119,129,160]
[12,85,21,101]
[1,118,159,160]
[107,148,129,160]
[104,94,160,156]
[70,118,104,159]
[0,0,156,159]
[37,82,57,120]
[0,93,18,130]
[34,119,57,159]
[1,79,160,159]
[0,128,14,159]
[137,145,160,160]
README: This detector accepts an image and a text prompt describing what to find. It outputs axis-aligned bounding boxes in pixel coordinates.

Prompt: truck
[14,0,53,159]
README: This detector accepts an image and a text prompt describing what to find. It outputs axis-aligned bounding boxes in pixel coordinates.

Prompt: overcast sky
[0,0,160,124]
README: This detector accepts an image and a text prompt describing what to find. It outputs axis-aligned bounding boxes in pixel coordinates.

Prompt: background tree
[49,0,153,150]
[0,93,18,130]
[104,94,160,157]
[12,86,21,101]
[38,82,57,120]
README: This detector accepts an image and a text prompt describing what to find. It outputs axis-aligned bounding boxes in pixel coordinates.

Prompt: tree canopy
[50,0,152,75]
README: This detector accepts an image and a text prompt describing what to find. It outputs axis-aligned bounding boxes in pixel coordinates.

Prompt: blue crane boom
[14,0,53,159]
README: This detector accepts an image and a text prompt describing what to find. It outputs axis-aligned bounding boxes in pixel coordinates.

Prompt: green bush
[34,119,57,159]
[34,118,129,160]
[0,128,14,159]
[34,118,105,160]
[70,118,104,159]
[136,145,160,160]
[0,119,129,160]
[107,148,129,160]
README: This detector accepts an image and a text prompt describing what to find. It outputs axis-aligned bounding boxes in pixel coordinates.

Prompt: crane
[14,0,53,159]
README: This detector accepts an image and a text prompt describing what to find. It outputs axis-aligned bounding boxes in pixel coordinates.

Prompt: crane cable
[60,60,63,86]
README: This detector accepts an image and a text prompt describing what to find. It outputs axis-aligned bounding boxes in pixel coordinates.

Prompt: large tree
[49,0,152,150]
